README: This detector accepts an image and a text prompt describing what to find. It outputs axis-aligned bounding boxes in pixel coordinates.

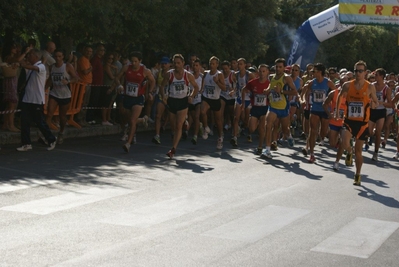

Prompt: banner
[287,5,354,70]
[339,0,399,25]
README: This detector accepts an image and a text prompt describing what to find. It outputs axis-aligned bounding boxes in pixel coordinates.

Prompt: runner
[188,58,203,145]
[241,64,270,154]
[367,68,392,161]
[261,58,298,158]
[230,58,255,147]
[220,61,236,135]
[115,51,155,153]
[323,75,348,170]
[152,56,171,145]
[391,91,399,159]
[200,56,226,149]
[335,60,378,185]
[159,54,199,159]
[302,63,336,163]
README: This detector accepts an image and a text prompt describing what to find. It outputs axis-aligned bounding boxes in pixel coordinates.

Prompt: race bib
[174,81,185,95]
[126,82,139,97]
[270,91,282,102]
[254,94,267,106]
[376,92,383,101]
[348,102,364,119]
[334,107,345,119]
[313,90,326,103]
[205,85,215,97]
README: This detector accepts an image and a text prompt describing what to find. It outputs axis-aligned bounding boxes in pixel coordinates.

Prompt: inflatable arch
[287,5,355,70]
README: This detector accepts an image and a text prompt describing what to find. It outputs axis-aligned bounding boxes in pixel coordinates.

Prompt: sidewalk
[0,123,153,146]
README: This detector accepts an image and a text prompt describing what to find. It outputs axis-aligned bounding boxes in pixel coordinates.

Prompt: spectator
[1,42,28,132]
[87,43,105,124]
[41,41,56,79]
[76,45,93,126]
[101,52,117,125]
[17,49,57,151]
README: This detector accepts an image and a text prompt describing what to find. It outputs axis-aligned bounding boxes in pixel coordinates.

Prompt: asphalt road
[1,130,398,267]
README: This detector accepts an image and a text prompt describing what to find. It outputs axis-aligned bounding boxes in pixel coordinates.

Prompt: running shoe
[381,140,386,149]
[261,148,273,159]
[182,131,188,140]
[393,151,399,160]
[142,115,149,129]
[255,147,263,155]
[364,144,369,151]
[57,133,64,145]
[191,136,197,145]
[288,137,295,147]
[123,143,130,153]
[345,153,353,166]
[216,138,223,149]
[247,134,252,143]
[16,144,32,152]
[372,152,378,161]
[121,134,128,142]
[271,141,278,151]
[166,147,176,159]
[199,123,203,136]
[230,137,238,147]
[318,139,325,146]
[353,174,361,186]
[209,129,214,136]
[333,162,339,171]
[152,135,161,144]
[308,154,316,163]
[301,147,308,156]
[47,138,57,151]
[133,134,137,145]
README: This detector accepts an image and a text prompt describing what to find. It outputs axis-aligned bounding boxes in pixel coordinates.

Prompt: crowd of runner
[1,41,399,186]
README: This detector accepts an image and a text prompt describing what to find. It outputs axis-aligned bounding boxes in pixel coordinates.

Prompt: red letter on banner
[392,6,399,16]
[375,5,383,15]
[359,5,366,14]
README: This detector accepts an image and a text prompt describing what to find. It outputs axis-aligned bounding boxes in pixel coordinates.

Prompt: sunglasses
[354,69,365,73]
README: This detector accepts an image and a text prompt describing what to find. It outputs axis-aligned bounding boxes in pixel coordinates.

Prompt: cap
[248,67,257,73]
[339,68,347,74]
[160,56,170,64]
[285,66,292,72]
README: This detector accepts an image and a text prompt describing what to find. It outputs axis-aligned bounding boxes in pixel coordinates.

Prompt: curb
[0,123,154,145]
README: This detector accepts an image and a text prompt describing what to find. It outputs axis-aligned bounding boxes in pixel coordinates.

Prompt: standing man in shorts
[200,56,226,149]
[159,54,199,158]
[335,60,378,185]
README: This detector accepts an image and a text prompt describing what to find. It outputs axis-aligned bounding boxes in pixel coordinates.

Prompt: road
[1,130,398,266]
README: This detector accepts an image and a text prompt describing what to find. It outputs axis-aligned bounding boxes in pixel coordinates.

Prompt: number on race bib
[313,90,325,103]
[254,94,267,106]
[347,102,364,119]
[126,82,139,97]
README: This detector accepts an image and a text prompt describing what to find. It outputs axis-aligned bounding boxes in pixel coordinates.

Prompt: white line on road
[0,178,59,194]
[202,205,311,243]
[0,186,133,215]
[100,195,217,227]
[311,217,399,258]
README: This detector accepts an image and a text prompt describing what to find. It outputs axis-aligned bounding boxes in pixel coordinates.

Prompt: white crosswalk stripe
[311,217,399,258]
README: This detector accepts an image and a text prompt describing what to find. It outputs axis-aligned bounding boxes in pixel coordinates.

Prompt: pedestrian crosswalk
[1,179,397,262]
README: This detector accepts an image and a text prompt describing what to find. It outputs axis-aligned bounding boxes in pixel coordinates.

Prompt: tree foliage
[1,0,399,71]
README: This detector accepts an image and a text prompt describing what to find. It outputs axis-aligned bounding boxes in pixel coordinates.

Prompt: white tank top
[221,71,235,100]
[202,70,222,99]
[50,63,71,99]
[168,70,190,99]
[237,71,251,101]
[191,73,202,105]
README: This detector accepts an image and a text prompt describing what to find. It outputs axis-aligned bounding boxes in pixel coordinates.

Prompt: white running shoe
[393,152,399,160]
[16,144,32,151]
[333,162,339,171]
[261,148,273,159]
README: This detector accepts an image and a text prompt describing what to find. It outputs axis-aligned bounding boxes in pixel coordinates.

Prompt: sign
[339,0,399,25]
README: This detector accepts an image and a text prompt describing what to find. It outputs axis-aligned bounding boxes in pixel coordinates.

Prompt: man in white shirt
[17,49,57,151]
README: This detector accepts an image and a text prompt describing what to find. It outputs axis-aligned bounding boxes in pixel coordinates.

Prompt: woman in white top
[46,49,79,144]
